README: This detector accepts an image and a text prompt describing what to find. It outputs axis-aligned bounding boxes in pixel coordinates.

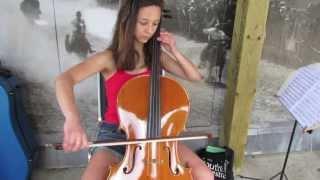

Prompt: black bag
[197,146,234,180]
[0,61,11,77]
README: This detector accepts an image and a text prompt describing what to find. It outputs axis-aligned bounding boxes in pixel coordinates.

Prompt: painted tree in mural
[96,0,118,7]
[20,0,41,24]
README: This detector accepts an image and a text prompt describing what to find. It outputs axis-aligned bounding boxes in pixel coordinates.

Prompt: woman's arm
[158,31,203,81]
[55,51,113,152]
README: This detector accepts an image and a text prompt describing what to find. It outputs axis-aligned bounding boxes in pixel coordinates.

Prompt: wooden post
[220,0,269,172]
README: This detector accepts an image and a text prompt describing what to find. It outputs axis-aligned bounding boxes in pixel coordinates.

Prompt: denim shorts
[89,122,126,158]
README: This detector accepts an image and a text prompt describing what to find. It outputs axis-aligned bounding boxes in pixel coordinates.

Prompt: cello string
[150,38,154,138]
[153,32,157,138]
[153,33,158,138]
[146,1,165,139]
[157,30,161,138]
[151,38,157,138]
[154,23,161,138]
[155,33,159,138]
[149,32,157,138]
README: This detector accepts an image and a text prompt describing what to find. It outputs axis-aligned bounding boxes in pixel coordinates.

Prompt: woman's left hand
[157,31,178,54]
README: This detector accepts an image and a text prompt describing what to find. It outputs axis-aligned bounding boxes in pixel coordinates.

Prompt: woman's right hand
[63,118,89,152]
[55,52,113,152]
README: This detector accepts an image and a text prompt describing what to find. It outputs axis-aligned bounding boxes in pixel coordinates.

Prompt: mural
[250,0,320,154]
[163,0,236,87]
[264,0,320,68]
[0,0,118,139]
[2,0,319,164]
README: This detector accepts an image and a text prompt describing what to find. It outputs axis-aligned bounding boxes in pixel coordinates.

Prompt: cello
[107,0,194,179]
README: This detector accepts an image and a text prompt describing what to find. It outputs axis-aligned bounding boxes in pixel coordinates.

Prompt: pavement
[31,151,320,180]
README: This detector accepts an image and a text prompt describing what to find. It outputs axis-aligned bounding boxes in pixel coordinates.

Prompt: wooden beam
[220,0,269,171]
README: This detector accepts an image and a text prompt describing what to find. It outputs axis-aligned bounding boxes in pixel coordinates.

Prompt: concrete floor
[239,151,320,180]
[31,151,320,180]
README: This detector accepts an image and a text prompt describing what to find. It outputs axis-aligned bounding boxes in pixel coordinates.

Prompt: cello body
[107,75,192,180]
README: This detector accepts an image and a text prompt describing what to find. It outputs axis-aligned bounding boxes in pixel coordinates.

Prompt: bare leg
[82,150,120,180]
[178,143,214,180]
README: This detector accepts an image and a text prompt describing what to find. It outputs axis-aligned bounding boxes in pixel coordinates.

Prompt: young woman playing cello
[55,0,214,179]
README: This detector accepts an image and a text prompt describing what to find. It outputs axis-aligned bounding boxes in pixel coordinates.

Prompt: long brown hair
[108,0,164,70]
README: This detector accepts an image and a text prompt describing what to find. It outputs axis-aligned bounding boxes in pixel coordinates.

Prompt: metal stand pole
[238,175,263,180]
[270,120,298,180]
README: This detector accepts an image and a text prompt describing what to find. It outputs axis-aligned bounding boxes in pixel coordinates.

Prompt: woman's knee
[82,150,120,180]
[193,161,214,179]
[177,143,214,179]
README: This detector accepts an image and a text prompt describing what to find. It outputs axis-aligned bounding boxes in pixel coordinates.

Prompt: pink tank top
[104,69,150,125]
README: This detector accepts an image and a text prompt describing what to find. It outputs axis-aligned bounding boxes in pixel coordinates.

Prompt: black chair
[97,72,107,122]
[88,73,106,160]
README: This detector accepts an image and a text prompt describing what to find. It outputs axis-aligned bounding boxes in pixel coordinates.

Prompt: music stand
[269,120,297,180]
[269,63,320,180]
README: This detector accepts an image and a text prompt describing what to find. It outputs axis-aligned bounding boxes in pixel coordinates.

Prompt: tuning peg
[162,9,171,13]
[162,8,172,19]
[163,14,173,19]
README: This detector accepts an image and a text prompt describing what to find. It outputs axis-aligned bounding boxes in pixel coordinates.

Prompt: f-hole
[123,145,142,174]
[163,145,180,175]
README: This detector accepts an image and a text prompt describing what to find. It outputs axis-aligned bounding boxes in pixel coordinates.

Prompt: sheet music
[277,63,320,130]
